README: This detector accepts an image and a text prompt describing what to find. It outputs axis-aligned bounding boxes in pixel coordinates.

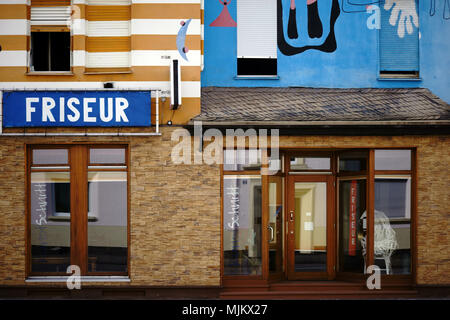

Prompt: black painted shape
[278,0,341,56]
[288,8,299,39]
[308,1,323,38]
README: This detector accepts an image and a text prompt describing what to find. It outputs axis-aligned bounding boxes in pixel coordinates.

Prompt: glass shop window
[339,151,367,173]
[374,177,411,275]
[290,157,331,171]
[338,179,367,273]
[223,149,262,171]
[28,146,128,276]
[223,175,262,276]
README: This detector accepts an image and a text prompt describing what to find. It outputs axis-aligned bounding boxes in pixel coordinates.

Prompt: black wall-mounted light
[104,82,114,89]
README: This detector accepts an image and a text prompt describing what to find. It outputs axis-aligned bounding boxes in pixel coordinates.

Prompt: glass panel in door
[268,176,283,277]
[292,182,327,273]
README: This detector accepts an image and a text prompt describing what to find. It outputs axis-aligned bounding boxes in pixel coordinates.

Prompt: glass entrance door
[287,175,335,280]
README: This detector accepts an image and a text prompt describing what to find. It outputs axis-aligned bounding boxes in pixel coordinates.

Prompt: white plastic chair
[360,209,398,274]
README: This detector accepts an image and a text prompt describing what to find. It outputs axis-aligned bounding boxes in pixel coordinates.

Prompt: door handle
[268,225,274,242]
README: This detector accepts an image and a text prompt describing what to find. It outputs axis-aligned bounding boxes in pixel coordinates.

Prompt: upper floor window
[30,0,71,72]
[379,0,419,79]
[237,0,277,77]
[86,0,131,72]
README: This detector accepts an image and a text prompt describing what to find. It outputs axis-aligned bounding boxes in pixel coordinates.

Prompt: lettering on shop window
[35,183,47,226]
[226,187,240,230]
[34,183,48,249]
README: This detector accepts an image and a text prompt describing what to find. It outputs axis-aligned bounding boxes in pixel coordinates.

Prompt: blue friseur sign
[2,90,151,127]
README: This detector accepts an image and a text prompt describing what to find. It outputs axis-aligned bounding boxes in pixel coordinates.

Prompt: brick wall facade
[0,129,448,286]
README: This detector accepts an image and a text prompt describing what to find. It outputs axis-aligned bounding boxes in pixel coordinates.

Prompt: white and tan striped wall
[0,0,201,124]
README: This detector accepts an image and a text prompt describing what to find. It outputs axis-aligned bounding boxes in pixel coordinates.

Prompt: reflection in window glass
[294,182,327,272]
[339,179,366,273]
[223,176,262,275]
[374,177,411,275]
[30,172,70,272]
[90,148,126,164]
[375,150,411,171]
[223,149,261,171]
[339,151,367,172]
[88,171,127,272]
[33,149,68,165]
[268,177,283,274]
[290,157,330,170]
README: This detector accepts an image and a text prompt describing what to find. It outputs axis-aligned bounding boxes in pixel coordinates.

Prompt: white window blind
[30,6,72,26]
[86,0,131,69]
[237,0,277,58]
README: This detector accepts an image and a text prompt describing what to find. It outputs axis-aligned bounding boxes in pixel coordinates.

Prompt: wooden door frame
[286,174,336,280]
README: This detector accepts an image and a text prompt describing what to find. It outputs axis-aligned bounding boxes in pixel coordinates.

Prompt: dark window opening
[379,70,419,78]
[31,32,70,72]
[237,58,277,76]
[54,183,70,213]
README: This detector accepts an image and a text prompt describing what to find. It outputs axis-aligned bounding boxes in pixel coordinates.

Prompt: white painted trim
[131,50,201,66]
[0,19,201,36]
[0,20,29,36]
[73,50,86,67]
[0,51,27,67]
[0,50,202,68]
[0,82,201,97]
[0,0,28,4]
[131,19,200,35]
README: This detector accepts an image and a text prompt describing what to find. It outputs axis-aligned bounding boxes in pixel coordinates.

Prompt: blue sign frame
[2,90,152,127]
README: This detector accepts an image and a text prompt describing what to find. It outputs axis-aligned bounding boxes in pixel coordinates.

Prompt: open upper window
[236,0,277,77]
[30,0,71,72]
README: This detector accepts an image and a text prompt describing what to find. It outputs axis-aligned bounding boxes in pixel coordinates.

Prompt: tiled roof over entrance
[194,87,450,123]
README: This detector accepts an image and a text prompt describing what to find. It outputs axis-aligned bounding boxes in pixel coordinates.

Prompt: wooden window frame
[221,147,416,286]
[221,148,267,283]
[26,144,130,277]
[28,0,73,75]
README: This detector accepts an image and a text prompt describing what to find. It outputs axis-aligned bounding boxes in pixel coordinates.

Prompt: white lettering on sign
[42,97,56,122]
[67,97,81,122]
[25,97,131,124]
[83,97,97,123]
[26,97,39,122]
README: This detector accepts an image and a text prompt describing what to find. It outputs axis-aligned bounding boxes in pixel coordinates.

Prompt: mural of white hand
[384,0,419,38]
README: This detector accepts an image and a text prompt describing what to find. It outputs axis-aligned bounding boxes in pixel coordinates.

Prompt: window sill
[26,72,74,76]
[234,75,280,80]
[84,71,133,75]
[378,76,422,81]
[26,276,130,283]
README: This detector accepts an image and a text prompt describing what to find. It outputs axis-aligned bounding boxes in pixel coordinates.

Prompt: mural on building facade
[429,0,450,19]
[278,0,341,56]
[342,0,420,38]
[210,0,237,27]
[177,19,192,61]
[384,0,419,38]
[287,0,324,39]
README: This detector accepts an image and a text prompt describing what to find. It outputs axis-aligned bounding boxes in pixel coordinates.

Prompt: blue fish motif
[176,19,192,61]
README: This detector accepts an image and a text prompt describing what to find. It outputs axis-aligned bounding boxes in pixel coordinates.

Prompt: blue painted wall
[202,0,450,103]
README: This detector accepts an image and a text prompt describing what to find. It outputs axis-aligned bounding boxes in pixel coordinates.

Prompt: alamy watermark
[66,265,81,290]
[170,121,279,173]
